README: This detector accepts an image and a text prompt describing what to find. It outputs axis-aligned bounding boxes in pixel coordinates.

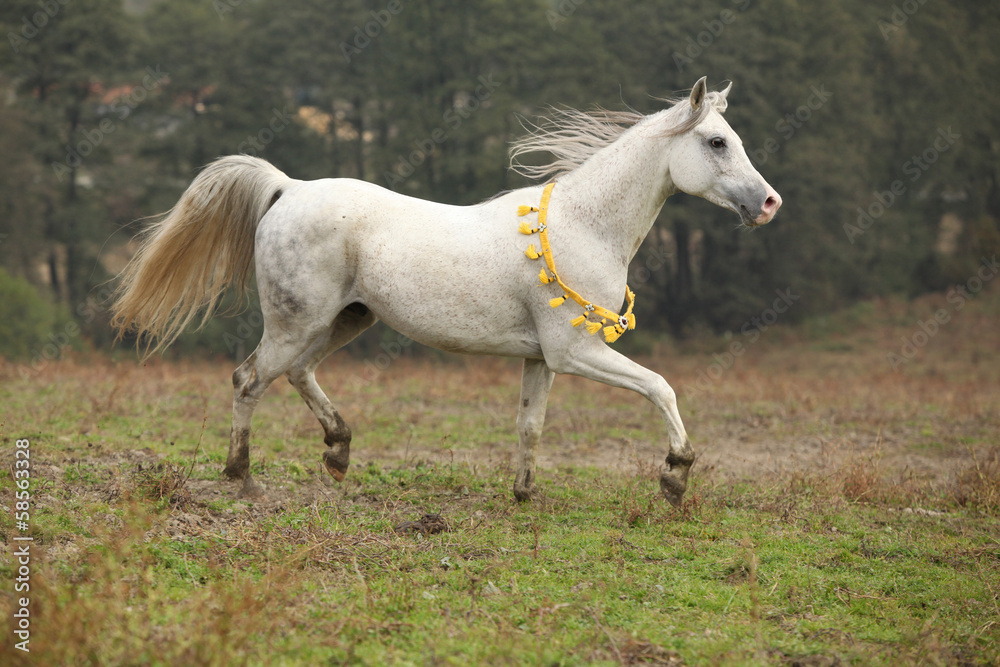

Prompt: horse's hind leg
[224,324,332,498]
[285,303,377,481]
[513,358,556,501]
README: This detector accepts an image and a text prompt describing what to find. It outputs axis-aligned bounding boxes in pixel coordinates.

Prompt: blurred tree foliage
[0,266,75,360]
[0,0,997,358]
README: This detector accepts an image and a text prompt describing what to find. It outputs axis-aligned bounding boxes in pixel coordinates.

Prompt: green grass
[2,287,999,664]
[0,438,998,666]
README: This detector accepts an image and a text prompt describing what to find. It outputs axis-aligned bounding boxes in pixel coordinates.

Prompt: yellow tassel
[518,187,639,341]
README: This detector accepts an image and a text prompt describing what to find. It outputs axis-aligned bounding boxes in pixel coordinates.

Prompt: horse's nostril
[763,196,778,212]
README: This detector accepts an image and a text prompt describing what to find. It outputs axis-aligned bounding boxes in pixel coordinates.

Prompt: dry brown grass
[2,509,304,667]
[951,447,1000,512]
[106,461,192,507]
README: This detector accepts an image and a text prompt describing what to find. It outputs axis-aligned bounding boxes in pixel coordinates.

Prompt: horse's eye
[710,137,726,149]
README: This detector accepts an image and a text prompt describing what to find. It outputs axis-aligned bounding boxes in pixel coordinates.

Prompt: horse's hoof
[659,473,686,507]
[322,449,348,482]
[222,461,248,481]
[512,484,534,502]
[238,475,266,499]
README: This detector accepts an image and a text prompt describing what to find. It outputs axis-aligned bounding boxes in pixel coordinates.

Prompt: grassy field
[1,287,999,665]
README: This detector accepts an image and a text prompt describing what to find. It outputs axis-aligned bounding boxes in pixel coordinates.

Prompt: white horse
[112,77,781,503]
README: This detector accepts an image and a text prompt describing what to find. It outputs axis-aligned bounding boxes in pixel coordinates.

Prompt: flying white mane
[509,91,728,181]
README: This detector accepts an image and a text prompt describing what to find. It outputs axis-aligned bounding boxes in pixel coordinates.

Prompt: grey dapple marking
[112,78,782,503]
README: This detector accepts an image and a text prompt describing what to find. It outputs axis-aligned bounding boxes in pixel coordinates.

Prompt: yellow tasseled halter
[519,182,636,343]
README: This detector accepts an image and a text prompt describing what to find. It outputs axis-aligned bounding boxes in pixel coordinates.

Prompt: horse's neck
[555,121,675,263]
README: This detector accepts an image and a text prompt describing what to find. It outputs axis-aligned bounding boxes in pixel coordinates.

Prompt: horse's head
[666,77,781,227]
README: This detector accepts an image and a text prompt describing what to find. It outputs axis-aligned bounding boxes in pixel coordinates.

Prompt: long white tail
[111,155,291,356]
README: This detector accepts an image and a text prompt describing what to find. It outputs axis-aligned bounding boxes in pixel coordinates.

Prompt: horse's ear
[716,81,733,113]
[690,76,708,110]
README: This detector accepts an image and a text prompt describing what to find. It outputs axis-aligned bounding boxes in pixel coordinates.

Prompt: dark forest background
[1,0,997,360]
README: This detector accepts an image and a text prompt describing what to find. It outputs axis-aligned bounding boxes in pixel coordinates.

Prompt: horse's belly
[343,192,543,357]
[363,290,543,359]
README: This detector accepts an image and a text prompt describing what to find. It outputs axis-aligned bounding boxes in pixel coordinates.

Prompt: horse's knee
[285,365,309,391]
[650,375,676,408]
[233,352,258,386]
[517,412,544,442]
[232,365,260,400]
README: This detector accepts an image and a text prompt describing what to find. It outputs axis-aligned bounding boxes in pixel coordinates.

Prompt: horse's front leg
[513,358,556,501]
[547,344,694,506]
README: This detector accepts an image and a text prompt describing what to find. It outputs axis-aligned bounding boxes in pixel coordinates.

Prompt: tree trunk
[64,92,83,306]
